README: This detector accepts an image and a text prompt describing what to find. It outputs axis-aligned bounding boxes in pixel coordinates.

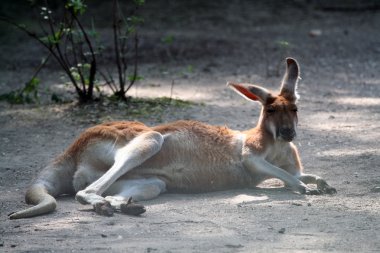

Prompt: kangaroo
[9,58,336,219]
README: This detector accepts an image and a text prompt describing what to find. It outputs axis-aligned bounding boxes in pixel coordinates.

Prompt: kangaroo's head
[228,58,300,142]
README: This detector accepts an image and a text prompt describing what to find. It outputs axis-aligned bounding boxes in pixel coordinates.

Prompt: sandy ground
[1,1,380,252]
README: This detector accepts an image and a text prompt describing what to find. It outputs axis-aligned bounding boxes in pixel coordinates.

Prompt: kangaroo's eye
[266,108,275,114]
[292,108,298,112]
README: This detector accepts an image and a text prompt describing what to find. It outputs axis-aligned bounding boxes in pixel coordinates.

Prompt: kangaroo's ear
[227,82,272,104]
[280,57,300,101]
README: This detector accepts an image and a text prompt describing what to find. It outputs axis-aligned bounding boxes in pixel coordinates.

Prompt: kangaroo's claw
[304,189,322,195]
[93,201,114,217]
[316,179,337,194]
[322,186,337,194]
[120,198,146,216]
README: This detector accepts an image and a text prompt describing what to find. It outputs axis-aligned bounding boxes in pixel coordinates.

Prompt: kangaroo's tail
[9,157,75,219]
[9,184,57,219]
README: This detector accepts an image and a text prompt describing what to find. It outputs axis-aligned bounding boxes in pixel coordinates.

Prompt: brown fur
[65,121,150,157]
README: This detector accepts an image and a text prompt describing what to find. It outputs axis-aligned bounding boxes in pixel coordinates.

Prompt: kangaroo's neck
[242,112,275,153]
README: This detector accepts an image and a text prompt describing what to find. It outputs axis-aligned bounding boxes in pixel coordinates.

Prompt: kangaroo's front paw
[316,179,337,194]
[93,201,114,217]
[304,188,322,195]
[299,184,322,195]
[120,198,146,216]
[321,185,337,194]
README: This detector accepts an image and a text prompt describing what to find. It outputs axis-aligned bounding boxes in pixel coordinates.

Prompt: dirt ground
[1,1,380,252]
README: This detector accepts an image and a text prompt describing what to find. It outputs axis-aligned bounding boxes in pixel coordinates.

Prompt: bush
[0,0,144,104]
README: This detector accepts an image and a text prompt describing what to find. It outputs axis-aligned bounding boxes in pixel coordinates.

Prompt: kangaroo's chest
[264,142,293,167]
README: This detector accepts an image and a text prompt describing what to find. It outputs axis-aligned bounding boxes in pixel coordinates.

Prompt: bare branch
[125,31,139,94]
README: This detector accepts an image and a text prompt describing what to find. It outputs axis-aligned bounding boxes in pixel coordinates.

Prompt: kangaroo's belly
[125,132,252,192]
[130,160,252,193]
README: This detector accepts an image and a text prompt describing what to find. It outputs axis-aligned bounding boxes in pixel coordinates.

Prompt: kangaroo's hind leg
[75,131,164,216]
[104,177,166,215]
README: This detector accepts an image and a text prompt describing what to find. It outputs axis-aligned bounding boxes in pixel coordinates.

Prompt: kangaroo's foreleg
[75,131,164,215]
[245,157,321,195]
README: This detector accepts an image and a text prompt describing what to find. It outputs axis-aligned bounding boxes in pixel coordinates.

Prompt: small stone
[278,228,286,234]
[292,202,302,206]
[225,244,244,248]
[307,203,312,207]
[101,234,108,238]
[309,29,322,37]
[371,186,380,193]
[328,115,335,119]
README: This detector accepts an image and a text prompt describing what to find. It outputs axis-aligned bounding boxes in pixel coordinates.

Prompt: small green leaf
[18,23,27,29]
[39,33,61,45]
[66,0,87,15]
[133,0,145,6]
[23,78,40,93]
[128,75,144,81]
[186,65,194,73]
[129,16,144,25]
[127,26,136,34]
[276,40,291,48]
[88,18,98,38]
[161,35,174,44]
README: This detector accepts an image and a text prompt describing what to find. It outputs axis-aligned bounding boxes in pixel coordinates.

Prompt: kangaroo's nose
[279,128,296,142]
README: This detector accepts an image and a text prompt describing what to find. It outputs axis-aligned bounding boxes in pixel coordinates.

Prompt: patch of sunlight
[363,77,380,85]
[229,194,268,205]
[316,148,379,157]
[0,103,73,122]
[32,215,98,230]
[335,97,380,106]
[131,79,214,102]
